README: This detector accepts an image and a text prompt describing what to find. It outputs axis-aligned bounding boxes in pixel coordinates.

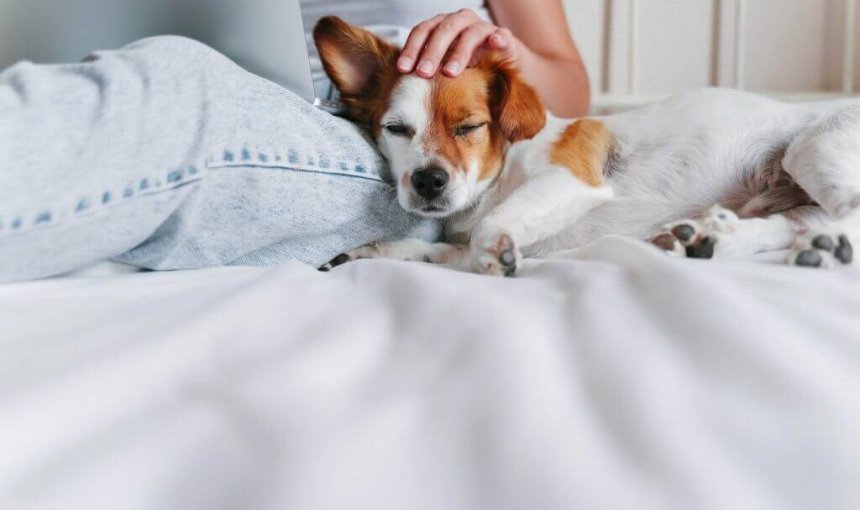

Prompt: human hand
[397,8,520,78]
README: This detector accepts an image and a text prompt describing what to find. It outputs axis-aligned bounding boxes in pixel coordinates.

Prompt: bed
[1,237,859,510]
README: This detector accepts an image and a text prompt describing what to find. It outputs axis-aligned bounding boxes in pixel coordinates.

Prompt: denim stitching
[167,169,184,183]
[208,145,386,183]
[0,164,203,236]
[0,143,383,235]
[0,180,201,238]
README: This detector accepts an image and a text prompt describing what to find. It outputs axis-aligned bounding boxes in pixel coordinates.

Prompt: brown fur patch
[313,16,402,134]
[721,145,816,218]
[421,54,546,182]
[550,119,613,187]
[486,58,546,142]
[426,68,505,180]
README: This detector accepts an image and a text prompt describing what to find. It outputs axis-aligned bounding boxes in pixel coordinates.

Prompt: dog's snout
[411,167,449,200]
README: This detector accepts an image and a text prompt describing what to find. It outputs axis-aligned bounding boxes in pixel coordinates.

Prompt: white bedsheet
[1,237,859,510]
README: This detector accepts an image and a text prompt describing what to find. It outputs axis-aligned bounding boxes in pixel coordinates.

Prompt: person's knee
[124,35,213,55]
[119,36,233,70]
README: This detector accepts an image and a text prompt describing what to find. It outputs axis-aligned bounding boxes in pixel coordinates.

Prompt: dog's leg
[653,107,860,267]
[319,239,468,271]
[470,170,613,276]
[651,205,818,260]
[780,107,860,267]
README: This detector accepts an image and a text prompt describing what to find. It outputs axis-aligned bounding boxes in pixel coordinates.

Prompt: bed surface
[2,237,859,510]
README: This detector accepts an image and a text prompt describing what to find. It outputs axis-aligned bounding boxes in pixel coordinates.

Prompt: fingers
[466,28,517,70]
[398,10,517,79]
[400,9,483,78]
[488,27,512,51]
[443,23,497,77]
[415,9,481,78]
[398,14,445,73]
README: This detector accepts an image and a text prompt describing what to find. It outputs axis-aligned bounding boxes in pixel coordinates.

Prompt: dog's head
[314,16,546,218]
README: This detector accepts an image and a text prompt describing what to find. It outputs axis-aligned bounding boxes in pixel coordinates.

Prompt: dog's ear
[313,16,398,98]
[486,57,546,142]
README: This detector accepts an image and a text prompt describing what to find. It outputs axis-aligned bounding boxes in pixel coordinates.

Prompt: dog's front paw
[788,231,854,268]
[471,231,521,277]
[318,242,382,271]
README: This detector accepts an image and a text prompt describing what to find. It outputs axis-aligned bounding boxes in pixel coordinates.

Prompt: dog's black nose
[411,167,449,200]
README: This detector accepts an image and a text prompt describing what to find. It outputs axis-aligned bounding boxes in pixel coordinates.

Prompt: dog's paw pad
[651,220,704,251]
[499,247,516,267]
[474,232,521,277]
[671,224,696,243]
[789,232,853,268]
[492,233,519,277]
[651,221,717,259]
[811,235,835,251]
[835,235,854,264]
[685,236,717,259]
[794,249,823,268]
[651,232,681,252]
[650,206,739,260]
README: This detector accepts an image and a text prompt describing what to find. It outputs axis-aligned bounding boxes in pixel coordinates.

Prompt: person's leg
[0,36,437,283]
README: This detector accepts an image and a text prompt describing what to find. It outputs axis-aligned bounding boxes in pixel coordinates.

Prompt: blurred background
[566,0,860,112]
[0,0,311,93]
[0,0,858,112]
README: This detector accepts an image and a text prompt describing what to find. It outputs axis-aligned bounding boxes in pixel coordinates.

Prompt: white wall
[562,0,860,111]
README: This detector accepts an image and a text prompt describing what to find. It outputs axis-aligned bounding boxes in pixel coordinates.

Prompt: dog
[315,16,857,276]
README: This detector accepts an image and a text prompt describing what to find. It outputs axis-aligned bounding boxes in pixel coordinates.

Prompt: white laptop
[0,0,339,111]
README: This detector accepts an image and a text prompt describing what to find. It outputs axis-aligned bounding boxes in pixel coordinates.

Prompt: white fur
[378,76,432,212]
[340,87,860,274]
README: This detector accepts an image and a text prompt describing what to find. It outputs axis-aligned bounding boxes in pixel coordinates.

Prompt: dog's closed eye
[454,122,487,137]
[383,123,416,138]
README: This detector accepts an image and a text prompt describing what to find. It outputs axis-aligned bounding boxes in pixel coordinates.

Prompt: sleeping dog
[315,16,856,276]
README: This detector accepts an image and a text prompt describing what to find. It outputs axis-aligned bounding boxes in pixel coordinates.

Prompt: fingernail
[418,60,435,75]
[398,57,413,71]
[492,34,508,46]
[444,60,461,75]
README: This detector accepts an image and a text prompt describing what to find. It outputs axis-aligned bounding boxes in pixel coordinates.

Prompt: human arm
[396,0,590,117]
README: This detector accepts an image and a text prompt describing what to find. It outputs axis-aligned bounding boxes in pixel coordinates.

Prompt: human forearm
[513,42,591,118]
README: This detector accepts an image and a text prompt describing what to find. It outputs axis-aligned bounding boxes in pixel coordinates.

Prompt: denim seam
[0,146,388,236]
[206,146,386,183]
[0,165,202,237]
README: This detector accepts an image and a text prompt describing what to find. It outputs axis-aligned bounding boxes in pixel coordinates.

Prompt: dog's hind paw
[788,231,853,268]
[472,231,521,277]
[649,205,739,260]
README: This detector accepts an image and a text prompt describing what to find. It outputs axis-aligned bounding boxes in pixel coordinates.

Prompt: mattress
[1,236,859,510]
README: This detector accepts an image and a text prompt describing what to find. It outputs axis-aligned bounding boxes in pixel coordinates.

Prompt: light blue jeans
[0,36,438,283]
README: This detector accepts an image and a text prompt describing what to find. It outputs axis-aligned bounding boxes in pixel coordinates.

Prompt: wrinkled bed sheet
[1,237,859,510]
